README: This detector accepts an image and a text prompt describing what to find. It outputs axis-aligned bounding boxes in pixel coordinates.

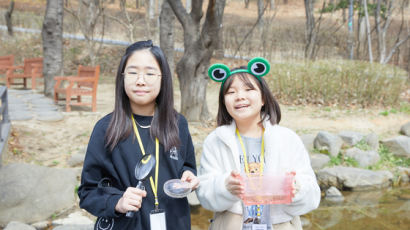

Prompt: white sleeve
[195,135,240,212]
[282,133,321,216]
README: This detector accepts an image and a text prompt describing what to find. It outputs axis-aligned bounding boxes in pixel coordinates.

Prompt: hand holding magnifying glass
[125,154,156,218]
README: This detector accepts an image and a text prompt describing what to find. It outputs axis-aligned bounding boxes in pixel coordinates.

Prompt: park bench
[54,65,100,112]
[0,55,14,83]
[5,57,43,90]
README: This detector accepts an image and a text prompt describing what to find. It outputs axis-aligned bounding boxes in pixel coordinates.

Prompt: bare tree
[4,0,14,36]
[159,0,176,72]
[167,0,226,121]
[64,0,106,65]
[105,0,141,42]
[375,0,410,64]
[42,0,64,97]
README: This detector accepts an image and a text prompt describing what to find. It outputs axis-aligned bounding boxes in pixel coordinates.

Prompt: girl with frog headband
[196,57,320,230]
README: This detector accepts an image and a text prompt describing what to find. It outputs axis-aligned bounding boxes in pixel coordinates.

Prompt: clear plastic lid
[163,179,191,198]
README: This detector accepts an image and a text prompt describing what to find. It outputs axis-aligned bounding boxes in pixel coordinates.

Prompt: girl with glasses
[78,40,199,230]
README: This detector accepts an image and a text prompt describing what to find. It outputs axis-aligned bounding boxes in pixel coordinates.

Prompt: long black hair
[106,40,179,152]
[217,68,281,126]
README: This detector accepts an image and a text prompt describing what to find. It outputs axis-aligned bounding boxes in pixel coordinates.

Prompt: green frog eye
[208,64,231,82]
[248,57,270,78]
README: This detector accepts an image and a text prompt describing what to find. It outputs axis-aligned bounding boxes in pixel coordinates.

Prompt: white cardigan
[195,120,321,224]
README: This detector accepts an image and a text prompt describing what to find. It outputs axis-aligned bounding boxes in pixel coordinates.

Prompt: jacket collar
[214,118,276,170]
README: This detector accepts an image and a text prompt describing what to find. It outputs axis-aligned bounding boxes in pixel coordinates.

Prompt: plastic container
[240,172,294,206]
[163,179,191,198]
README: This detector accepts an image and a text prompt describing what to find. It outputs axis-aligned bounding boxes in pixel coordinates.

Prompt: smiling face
[223,74,264,125]
[124,49,162,115]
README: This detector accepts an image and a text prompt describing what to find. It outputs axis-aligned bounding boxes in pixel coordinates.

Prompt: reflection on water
[191,186,410,230]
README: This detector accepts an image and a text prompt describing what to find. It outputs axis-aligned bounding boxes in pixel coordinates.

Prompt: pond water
[190,185,410,230]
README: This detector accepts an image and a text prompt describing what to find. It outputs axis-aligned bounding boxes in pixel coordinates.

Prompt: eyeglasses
[123,71,162,84]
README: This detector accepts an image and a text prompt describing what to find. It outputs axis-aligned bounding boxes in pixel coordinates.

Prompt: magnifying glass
[126,154,156,218]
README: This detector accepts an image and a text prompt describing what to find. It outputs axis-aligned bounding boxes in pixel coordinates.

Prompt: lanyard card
[150,209,166,230]
[252,224,268,230]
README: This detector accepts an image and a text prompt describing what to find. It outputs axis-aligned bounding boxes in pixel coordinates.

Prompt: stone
[0,163,78,226]
[400,121,410,136]
[381,136,410,158]
[338,131,364,147]
[314,131,343,157]
[317,166,393,191]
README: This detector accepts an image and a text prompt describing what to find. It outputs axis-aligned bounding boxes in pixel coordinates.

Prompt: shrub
[266,60,408,108]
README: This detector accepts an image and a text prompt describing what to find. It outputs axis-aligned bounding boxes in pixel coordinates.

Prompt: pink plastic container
[240,172,294,206]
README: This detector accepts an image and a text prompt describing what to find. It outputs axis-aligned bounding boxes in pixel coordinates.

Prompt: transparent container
[240,172,294,206]
[163,179,191,198]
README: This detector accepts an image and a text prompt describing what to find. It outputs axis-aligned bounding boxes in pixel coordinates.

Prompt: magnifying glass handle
[126,181,144,218]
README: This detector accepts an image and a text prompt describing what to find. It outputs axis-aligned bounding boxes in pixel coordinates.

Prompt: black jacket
[78,113,196,230]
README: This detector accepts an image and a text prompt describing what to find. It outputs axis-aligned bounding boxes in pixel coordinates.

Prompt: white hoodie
[195,120,321,224]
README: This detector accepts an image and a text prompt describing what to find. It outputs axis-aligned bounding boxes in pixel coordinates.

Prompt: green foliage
[320,0,387,19]
[367,144,410,170]
[399,102,410,114]
[75,185,80,194]
[355,139,371,151]
[266,60,408,108]
[327,153,359,167]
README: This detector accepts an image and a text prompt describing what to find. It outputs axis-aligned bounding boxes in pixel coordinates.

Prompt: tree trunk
[363,0,373,63]
[160,1,175,73]
[356,13,365,59]
[4,0,14,36]
[42,0,64,97]
[304,0,316,59]
[167,0,226,121]
[244,0,250,8]
[148,0,155,19]
[257,0,264,27]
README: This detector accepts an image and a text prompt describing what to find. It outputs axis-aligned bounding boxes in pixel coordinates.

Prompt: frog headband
[208,57,270,86]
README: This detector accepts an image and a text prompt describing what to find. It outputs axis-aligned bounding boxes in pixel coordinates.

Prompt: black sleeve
[77,118,124,218]
[178,114,197,178]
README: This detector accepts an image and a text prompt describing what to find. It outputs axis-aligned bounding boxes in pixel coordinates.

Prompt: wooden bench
[54,65,100,112]
[0,55,14,74]
[5,57,43,89]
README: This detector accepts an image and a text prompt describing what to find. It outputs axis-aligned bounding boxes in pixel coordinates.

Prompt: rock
[4,221,36,230]
[316,166,393,191]
[338,131,364,147]
[364,133,379,150]
[0,163,78,226]
[325,186,344,203]
[300,134,316,151]
[31,221,50,230]
[52,212,94,226]
[345,147,380,168]
[52,225,94,230]
[381,136,410,158]
[400,121,410,136]
[68,153,85,167]
[314,131,343,157]
[397,167,409,184]
[310,153,330,171]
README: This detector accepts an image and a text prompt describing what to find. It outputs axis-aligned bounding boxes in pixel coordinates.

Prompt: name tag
[252,224,267,230]
[150,209,166,230]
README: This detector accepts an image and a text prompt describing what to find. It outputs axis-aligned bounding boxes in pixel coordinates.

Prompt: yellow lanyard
[131,115,160,208]
[236,128,265,218]
[236,128,265,175]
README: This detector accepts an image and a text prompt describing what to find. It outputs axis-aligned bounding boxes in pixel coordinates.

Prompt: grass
[266,60,409,108]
